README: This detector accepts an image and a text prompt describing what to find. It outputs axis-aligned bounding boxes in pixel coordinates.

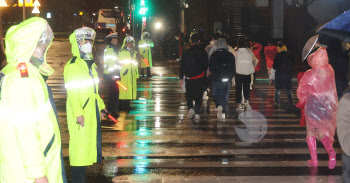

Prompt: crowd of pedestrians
[1,15,350,183]
[179,33,295,119]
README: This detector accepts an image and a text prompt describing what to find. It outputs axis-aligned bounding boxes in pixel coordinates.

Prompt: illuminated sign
[18,0,33,7]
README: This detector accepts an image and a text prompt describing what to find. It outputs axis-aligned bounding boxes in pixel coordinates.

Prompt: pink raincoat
[296,47,338,142]
[252,43,262,71]
[264,45,278,68]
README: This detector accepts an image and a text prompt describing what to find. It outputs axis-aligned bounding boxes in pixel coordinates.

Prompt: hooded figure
[138,32,154,77]
[63,27,106,182]
[118,36,139,110]
[297,47,338,169]
[0,17,67,183]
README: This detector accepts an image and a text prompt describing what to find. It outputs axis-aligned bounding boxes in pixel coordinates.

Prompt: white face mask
[80,42,92,53]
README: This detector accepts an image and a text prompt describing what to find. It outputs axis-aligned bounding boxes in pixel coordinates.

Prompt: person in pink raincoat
[296,47,338,169]
[264,42,278,85]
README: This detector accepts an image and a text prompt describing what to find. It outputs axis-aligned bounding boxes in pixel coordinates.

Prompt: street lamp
[0,0,8,7]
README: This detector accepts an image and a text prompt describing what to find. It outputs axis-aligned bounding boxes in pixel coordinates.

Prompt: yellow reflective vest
[64,30,106,166]
[0,17,66,183]
[103,44,120,76]
[138,38,154,68]
[118,48,139,100]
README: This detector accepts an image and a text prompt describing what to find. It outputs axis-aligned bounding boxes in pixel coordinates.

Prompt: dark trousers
[119,100,131,111]
[140,67,151,76]
[275,89,294,105]
[185,77,205,114]
[235,74,251,103]
[103,75,119,113]
[343,153,350,183]
[212,81,231,113]
[72,166,86,183]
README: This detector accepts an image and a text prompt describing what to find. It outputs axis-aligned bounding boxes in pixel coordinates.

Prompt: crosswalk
[48,74,342,182]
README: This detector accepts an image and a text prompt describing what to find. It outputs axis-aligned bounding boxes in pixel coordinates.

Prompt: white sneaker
[203,91,208,100]
[222,113,225,119]
[217,105,223,119]
[245,101,252,111]
[187,108,195,119]
[195,114,200,120]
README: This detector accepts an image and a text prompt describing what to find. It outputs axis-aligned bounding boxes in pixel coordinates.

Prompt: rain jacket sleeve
[64,64,85,118]
[6,77,46,179]
[296,71,312,107]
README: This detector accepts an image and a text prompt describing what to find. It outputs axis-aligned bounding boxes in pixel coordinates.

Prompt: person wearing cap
[179,33,208,120]
[64,27,107,182]
[0,17,67,183]
[118,36,140,111]
[138,31,154,78]
[103,32,120,119]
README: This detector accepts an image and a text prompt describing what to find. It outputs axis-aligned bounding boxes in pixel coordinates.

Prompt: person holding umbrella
[297,41,338,169]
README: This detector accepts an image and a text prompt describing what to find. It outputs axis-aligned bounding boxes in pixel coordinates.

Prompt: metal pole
[23,0,26,21]
[179,0,185,34]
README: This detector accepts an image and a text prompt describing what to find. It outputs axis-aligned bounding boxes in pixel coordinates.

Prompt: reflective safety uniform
[103,44,120,77]
[119,38,139,100]
[64,30,106,166]
[138,38,154,68]
[0,17,67,183]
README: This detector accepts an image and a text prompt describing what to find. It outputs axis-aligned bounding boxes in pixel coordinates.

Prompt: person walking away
[297,47,337,170]
[64,27,107,183]
[168,33,180,62]
[179,33,208,119]
[118,36,140,111]
[232,39,258,111]
[319,34,349,100]
[203,33,223,101]
[264,41,278,85]
[0,17,67,183]
[336,88,350,182]
[209,38,236,119]
[138,32,154,78]
[273,42,294,111]
[251,42,262,88]
[103,32,121,120]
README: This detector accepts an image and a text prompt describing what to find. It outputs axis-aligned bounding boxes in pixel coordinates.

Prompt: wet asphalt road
[46,38,342,183]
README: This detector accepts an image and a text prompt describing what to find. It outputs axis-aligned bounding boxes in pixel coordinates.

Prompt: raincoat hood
[277,46,287,53]
[307,47,329,69]
[121,36,135,50]
[69,27,96,60]
[5,17,54,76]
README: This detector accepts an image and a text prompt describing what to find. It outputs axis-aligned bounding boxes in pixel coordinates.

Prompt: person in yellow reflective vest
[138,32,154,78]
[0,17,67,183]
[103,32,121,119]
[63,27,107,183]
[118,36,140,111]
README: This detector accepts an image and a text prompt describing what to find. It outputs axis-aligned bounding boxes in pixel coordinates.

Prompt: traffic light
[137,0,149,16]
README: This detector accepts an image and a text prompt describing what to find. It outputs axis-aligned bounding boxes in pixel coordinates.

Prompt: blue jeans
[212,81,231,113]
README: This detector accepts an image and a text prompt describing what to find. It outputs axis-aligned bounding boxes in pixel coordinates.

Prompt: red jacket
[264,45,278,68]
[252,43,262,71]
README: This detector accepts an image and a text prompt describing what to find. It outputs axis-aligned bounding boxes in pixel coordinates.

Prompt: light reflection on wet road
[45,40,342,183]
